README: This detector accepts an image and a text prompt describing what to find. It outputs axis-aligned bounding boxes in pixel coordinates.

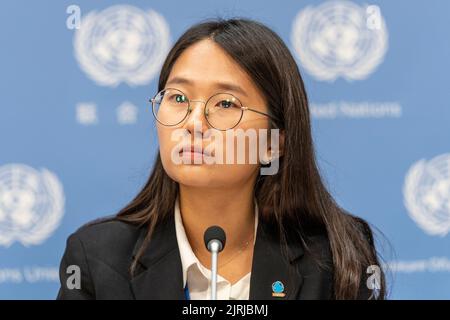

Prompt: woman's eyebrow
[166,76,248,97]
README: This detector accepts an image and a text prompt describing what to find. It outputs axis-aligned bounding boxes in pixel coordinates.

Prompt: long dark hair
[116,18,386,299]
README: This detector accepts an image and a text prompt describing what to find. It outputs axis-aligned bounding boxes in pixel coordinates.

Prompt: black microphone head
[204,226,226,252]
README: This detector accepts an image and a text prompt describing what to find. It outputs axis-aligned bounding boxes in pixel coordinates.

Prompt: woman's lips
[179,145,212,157]
[178,146,214,164]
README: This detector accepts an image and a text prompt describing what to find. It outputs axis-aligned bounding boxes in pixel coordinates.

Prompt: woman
[57,18,386,300]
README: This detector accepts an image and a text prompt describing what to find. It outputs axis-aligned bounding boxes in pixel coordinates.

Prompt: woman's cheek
[157,127,176,168]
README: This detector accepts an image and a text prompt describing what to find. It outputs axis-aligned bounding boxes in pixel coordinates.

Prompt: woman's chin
[169,166,215,185]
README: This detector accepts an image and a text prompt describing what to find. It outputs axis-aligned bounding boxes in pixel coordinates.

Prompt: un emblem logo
[291,0,388,81]
[403,154,450,237]
[0,164,65,247]
[74,5,171,87]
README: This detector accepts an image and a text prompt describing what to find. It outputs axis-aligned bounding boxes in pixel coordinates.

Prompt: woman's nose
[182,100,210,135]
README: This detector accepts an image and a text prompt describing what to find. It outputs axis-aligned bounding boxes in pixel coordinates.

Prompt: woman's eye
[170,94,187,103]
[218,100,234,108]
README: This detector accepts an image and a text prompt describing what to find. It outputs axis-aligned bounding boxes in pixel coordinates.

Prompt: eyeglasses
[149,88,276,131]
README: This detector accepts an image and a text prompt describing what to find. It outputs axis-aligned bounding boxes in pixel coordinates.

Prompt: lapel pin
[272,281,286,298]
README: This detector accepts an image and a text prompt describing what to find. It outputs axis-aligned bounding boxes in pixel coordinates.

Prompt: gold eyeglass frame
[150,88,277,131]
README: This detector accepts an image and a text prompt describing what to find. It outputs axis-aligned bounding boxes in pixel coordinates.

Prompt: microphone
[204,226,226,300]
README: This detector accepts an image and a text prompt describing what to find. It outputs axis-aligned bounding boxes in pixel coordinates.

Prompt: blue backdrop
[1,0,449,299]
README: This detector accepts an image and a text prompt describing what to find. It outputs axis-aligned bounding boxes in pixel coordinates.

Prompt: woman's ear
[262,129,284,164]
[271,129,284,159]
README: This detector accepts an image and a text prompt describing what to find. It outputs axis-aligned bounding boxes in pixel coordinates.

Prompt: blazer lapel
[130,216,185,300]
[249,220,305,300]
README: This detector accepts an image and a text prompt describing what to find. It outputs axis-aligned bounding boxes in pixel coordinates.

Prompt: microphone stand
[208,240,221,300]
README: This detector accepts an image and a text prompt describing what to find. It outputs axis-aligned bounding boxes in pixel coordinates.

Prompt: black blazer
[57,215,371,300]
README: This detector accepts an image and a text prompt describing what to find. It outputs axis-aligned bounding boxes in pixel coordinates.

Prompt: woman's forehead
[168,40,253,90]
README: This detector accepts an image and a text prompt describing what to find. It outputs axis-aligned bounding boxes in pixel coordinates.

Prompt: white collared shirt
[174,197,258,300]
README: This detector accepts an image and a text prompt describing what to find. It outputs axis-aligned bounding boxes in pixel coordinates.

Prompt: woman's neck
[178,181,256,269]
